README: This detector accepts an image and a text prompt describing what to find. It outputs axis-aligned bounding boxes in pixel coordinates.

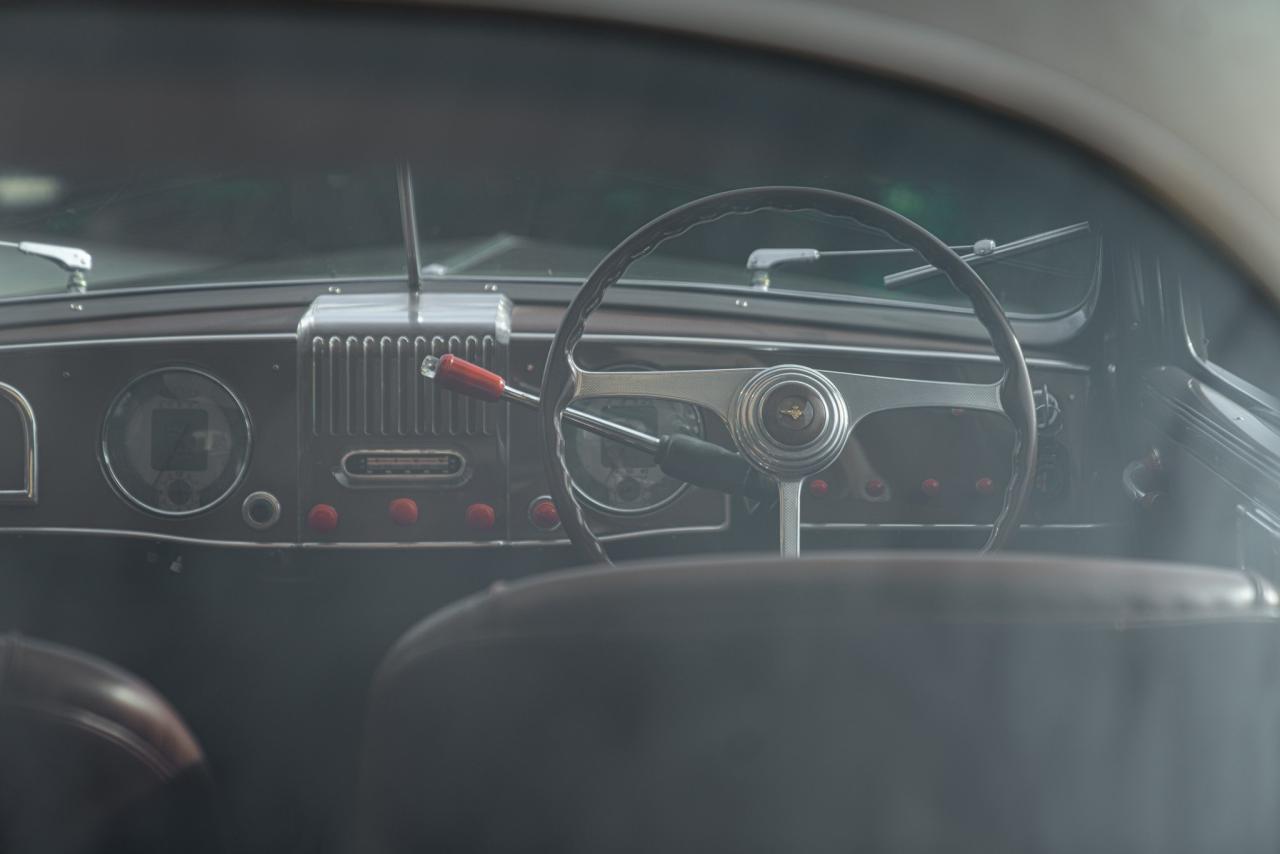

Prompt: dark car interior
[2,5,1280,853]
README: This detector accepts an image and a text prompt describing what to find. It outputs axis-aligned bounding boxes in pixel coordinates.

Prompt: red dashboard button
[865,478,886,498]
[307,503,339,533]
[465,502,496,532]
[807,478,829,498]
[921,478,942,497]
[975,476,996,495]
[529,498,561,531]
[388,498,419,526]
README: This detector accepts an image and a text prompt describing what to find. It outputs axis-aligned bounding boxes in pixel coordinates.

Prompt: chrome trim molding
[0,333,297,353]
[0,276,409,308]
[0,383,37,505]
[801,521,1119,531]
[0,331,1089,374]
[0,516,729,549]
[435,273,1091,323]
[513,332,1090,373]
[0,518,1107,549]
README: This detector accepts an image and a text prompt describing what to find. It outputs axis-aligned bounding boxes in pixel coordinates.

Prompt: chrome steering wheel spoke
[824,370,1004,427]
[572,365,764,424]
[777,479,804,558]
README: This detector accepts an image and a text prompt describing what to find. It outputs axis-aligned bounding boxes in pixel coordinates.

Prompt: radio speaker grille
[309,334,497,437]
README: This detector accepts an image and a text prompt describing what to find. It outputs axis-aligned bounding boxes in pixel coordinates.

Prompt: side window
[1180,250,1280,406]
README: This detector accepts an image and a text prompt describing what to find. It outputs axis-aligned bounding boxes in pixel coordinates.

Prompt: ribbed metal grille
[309,334,497,437]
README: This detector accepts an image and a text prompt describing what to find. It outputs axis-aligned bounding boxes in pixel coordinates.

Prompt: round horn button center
[762,382,828,447]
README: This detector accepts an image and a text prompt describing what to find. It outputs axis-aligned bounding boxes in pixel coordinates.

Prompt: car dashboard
[0,284,1114,557]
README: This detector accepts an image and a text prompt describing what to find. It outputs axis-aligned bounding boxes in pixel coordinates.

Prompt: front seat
[355,553,1280,854]
[0,633,220,854]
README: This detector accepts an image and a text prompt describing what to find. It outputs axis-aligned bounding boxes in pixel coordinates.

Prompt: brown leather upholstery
[356,552,1280,854]
[0,633,219,854]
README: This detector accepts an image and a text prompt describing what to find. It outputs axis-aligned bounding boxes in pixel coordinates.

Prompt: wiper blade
[744,221,1090,292]
[882,221,1090,290]
[0,239,92,292]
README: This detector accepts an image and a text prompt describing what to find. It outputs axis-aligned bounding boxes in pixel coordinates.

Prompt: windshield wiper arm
[882,221,1090,290]
[747,241,989,290]
[745,221,1090,292]
[0,240,92,292]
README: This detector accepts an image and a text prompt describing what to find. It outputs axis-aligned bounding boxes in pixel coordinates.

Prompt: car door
[1126,237,1280,579]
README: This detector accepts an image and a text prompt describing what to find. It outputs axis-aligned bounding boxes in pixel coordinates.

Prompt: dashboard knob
[307,503,339,533]
[1033,386,1062,434]
[807,478,829,498]
[388,497,419,526]
[864,478,886,498]
[242,491,281,531]
[975,476,996,495]
[921,478,942,497]
[529,498,561,531]
[465,502,496,532]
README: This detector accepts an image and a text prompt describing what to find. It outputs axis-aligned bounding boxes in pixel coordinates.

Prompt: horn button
[729,365,851,480]
[762,383,827,447]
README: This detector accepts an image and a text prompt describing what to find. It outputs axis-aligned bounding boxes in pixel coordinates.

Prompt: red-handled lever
[420,353,776,504]
[423,353,506,402]
[423,353,653,446]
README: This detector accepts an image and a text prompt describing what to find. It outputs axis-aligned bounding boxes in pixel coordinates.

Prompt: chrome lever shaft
[422,354,660,454]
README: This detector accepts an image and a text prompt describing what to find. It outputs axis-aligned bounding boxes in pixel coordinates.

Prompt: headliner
[432,0,1280,301]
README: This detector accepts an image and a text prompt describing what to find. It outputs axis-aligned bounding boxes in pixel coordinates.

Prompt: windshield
[0,114,1102,317]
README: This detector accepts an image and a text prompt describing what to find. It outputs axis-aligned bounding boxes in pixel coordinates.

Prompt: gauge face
[565,396,704,514]
[101,368,251,516]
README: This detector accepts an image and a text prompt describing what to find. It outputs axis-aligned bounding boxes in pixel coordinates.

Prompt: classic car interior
[2,4,1280,854]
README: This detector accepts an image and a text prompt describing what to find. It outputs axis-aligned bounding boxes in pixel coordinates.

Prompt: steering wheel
[541,187,1037,564]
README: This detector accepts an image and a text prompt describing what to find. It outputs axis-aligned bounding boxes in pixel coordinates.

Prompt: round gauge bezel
[565,365,705,517]
[100,366,253,518]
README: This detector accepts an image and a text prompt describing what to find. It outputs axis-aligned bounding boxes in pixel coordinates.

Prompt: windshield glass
[0,163,1098,315]
[0,52,1107,318]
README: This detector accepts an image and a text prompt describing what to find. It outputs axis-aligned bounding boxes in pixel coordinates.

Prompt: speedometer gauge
[565,393,704,515]
[101,368,251,516]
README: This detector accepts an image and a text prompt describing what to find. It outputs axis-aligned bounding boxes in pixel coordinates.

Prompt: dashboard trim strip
[802,522,1117,530]
[0,519,729,549]
[0,333,298,352]
[513,332,1090,373]
[0,521,1116,549]
[0,331,1089,373]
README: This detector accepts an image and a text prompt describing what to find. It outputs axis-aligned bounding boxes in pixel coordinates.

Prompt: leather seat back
[355,553,1280,854]
[0,634,219,854]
